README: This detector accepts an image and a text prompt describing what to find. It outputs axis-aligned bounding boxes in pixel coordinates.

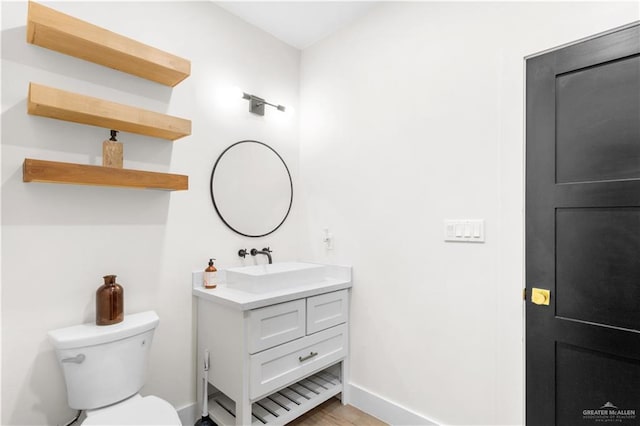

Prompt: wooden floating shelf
[27,1,191,87]
[209,370,342,425]
[23,158,188,191]
[28,83,191,141]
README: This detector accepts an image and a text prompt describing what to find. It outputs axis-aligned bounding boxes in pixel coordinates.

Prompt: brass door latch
[531,288,550,305]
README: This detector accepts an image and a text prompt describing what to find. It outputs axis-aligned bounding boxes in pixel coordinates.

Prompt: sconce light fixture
[242,92,286,116]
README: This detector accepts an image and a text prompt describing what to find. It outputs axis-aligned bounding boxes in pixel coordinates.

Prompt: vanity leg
[196,348,205,415]
[236,398,252,426]
[340,358,351,405]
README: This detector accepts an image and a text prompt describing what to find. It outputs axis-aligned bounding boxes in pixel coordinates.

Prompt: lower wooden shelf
[23,158,188,191]
[209,370,342,425]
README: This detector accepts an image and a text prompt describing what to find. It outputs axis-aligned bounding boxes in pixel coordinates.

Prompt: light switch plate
[444,219,485,243]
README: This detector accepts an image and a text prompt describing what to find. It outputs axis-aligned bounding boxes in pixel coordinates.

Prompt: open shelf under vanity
[208,368,342,425]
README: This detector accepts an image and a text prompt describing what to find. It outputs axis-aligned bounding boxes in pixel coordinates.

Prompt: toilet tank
[48,311,159,410]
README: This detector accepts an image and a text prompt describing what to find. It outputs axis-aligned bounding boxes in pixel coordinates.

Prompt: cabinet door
[306,290,348,335]
[247,299,305,354]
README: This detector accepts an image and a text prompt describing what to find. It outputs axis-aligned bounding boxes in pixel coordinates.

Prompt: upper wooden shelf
[28,83,192,141]
[23,158,188,191]
[27,1,191,87]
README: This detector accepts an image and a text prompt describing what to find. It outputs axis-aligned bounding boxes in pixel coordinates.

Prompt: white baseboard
[348,383,440,426]
[177,402,198,426]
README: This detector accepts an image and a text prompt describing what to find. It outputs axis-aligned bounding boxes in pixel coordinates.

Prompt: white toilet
[48,311,181,425]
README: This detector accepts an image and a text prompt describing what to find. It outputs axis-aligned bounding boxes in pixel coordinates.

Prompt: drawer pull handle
[298,351,318,362]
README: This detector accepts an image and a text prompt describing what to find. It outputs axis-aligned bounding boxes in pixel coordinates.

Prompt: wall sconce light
[242,92,286,116]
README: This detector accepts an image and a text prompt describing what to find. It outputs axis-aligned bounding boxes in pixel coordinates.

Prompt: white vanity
[192,262,352,425]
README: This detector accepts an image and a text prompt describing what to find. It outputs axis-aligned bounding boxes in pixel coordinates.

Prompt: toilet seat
[82,394,181,425]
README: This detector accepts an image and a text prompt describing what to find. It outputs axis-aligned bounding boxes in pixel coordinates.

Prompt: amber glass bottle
[96,275,123,325]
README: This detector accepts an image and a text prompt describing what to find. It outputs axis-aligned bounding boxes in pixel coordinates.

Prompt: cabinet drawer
[306,289,348,334]
[249,323,347,400]
[247,299,305,354]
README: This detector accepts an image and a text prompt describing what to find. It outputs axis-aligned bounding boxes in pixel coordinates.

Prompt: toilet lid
[83,395,181,425]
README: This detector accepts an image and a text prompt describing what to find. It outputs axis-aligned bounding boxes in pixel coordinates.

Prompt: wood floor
[287,398,387,426]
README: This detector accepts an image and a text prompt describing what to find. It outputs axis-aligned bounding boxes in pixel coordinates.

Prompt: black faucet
[250,247,273,264]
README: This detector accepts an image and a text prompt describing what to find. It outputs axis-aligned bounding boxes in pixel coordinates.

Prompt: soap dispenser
[102,130,123,168]
[96,275,124,325]
[204,259,218,289]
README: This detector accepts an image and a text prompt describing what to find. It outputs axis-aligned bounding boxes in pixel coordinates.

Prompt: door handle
[531,288,550,305]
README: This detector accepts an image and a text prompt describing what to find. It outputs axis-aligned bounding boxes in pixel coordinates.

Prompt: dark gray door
[526,24,640,425]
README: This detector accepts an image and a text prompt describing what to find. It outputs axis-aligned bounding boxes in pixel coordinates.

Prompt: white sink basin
[225,262,326,293]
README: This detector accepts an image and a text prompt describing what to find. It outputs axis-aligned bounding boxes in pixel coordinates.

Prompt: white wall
[1,2,300,424]
[298,2,639,425]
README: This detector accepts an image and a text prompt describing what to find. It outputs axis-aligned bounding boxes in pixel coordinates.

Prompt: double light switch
[444,219,485,243]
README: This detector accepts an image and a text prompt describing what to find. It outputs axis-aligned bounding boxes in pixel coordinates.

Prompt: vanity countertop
[192,263,352,310]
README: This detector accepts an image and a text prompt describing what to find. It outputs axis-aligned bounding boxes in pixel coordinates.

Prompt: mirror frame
[210,140,293,238]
